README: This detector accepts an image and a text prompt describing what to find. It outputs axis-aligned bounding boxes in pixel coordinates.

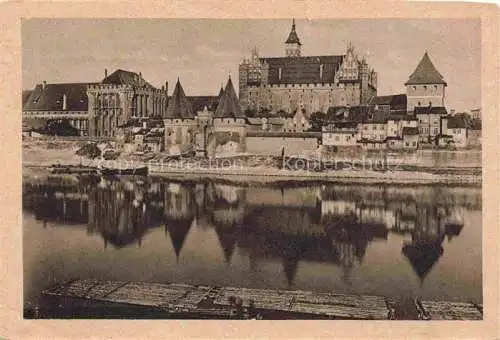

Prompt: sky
[22,19,481,112]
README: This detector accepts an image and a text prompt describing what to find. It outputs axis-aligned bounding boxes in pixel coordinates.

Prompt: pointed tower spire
[285,18,302,57]
[214,77,243,118]
[405,51,447,86]
[164,78,194,119]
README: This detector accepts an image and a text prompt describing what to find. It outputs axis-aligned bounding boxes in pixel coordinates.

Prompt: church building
[238,19,378,116]
[87,69,168,137]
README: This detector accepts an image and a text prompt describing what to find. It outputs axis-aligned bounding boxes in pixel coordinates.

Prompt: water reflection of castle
[23,177,480,285]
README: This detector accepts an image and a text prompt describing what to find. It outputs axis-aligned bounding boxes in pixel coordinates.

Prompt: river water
[23,175,482,311]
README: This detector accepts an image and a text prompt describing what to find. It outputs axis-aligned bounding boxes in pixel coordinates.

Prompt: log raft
[40,279,483,320]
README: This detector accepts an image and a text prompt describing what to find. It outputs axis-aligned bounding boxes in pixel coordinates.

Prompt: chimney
[62,93,67,110]
[165,81,168,94]
[105,69,108,78]
[42,81,47,90]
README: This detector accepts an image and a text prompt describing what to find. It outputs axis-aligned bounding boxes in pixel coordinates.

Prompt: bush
[75,143,101,159]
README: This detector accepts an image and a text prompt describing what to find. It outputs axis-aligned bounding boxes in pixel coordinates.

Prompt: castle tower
[405,52,447,112]
[285,19,302,57]
[163,79,197,155]
[209,76,247,157]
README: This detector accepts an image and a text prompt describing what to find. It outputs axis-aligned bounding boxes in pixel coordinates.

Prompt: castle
[23,20,478,151]
[238,19,378,116]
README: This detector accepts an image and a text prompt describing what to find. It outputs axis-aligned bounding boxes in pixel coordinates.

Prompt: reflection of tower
[214,224,239,265]
[164,182,196,261]
[208,183,246,265]
[403,204,446,284]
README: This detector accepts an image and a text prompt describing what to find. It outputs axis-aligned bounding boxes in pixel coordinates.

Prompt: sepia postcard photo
[0,1,499,339]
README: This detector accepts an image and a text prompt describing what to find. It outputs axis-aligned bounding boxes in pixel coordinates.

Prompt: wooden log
[40,280,481,320]
[419,300,483,320]
[42,279,100,298]
[84,281,130,299]
[104,282,190,307]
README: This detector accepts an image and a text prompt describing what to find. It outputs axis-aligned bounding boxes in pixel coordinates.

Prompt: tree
[309,111,326,131]
[244,108,256,117]
[46,120,80,136]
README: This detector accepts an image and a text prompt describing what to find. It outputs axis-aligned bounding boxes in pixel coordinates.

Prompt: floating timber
[40,279,483,320]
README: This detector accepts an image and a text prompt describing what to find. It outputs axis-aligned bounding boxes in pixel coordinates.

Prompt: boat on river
[49,164,99,175]
[99,166,148,176]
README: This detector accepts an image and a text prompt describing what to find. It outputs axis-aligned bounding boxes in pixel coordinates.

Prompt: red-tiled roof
[259,55,344,85]
[164,80,195,119]
[214,77,244,118]
[23,82,96,111]
[405,52,447,86]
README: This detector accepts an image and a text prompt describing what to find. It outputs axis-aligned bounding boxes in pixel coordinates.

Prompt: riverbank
[22,140,482,185]
[22,162,481,186]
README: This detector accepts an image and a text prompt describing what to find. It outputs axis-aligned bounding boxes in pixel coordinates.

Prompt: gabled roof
[414,106,448,115]
[214,77,244,118]
[102,69,154,88]
[285,19,302,46]
[164,79,195,119]
[446,116,468,129]
[405,52,447,86]
[23,82,96,111]
[22,90,33,108]
[371,94,407,111]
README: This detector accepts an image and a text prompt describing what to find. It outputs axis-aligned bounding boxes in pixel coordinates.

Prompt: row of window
[411,85,439,90]
[419,127,440,134]
[363,125,385,131]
